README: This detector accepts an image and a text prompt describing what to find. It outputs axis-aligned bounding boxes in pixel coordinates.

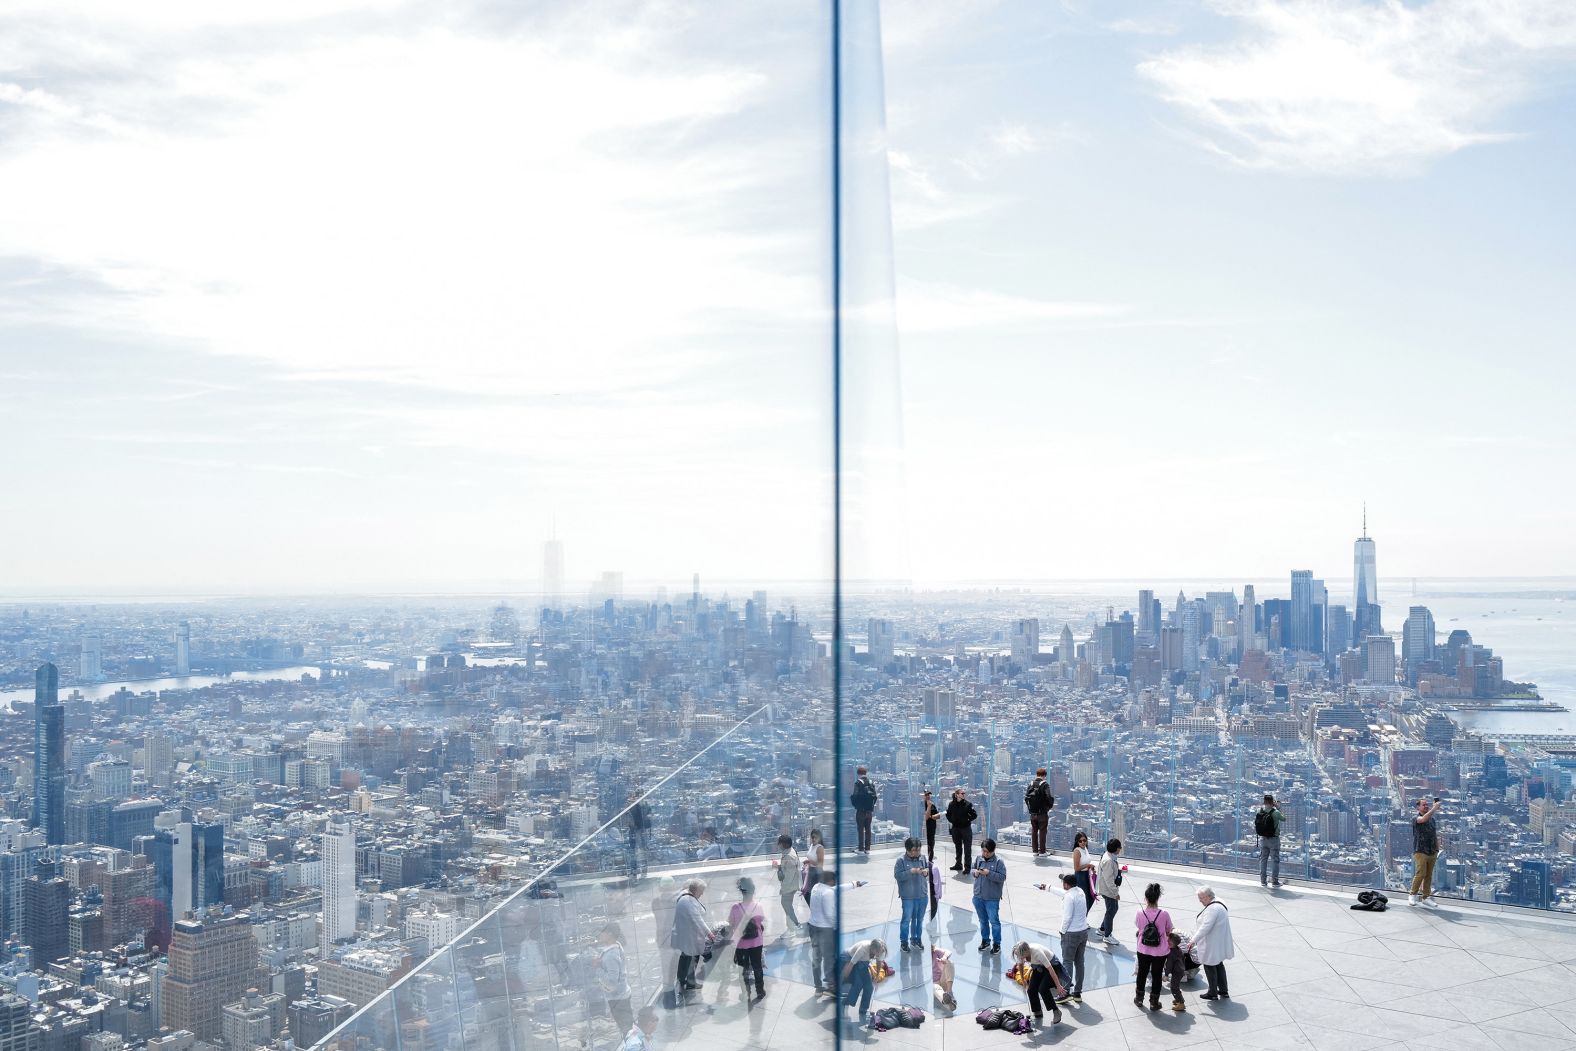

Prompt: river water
[0,666,321,710]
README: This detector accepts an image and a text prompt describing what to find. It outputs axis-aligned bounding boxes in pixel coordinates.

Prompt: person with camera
[894,836,929,952]
[1024,768,1054,856]
[972,838,1007,954]
[1409,796,1443,908]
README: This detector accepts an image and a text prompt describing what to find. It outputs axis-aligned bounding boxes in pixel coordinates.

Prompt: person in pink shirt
[1132,882,1173,1011]
[728,876,768,1004]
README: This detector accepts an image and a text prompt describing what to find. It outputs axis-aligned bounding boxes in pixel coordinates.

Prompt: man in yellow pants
[1409,797,1442,908]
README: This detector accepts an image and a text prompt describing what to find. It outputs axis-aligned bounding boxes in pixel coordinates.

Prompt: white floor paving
[650,845,1576,1050]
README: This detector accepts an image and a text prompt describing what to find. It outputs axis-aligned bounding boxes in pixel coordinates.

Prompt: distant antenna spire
[1362,502,1367,539]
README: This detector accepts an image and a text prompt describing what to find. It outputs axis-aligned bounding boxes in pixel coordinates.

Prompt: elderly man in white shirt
[1056,871,1089,1004]
[807,869,867,997]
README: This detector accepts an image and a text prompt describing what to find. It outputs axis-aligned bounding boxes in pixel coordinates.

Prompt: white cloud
[1138,0,1576,174]
[889,277,1124,332]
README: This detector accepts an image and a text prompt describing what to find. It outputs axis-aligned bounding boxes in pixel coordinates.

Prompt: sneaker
[1055,993,1073,1004]
[1051,1008,1062,1024]
[900,942,910,952]
[1032,1013,1044,1028]
[979,940,990,951]
[1273,881,1285,888]
[1422,897,1440,909]
[1408,894,1420,906]
[1069,995,1083,1005]
[991,944,1001,955]
[950,864,962,872]
[1260,880,1268,887]
[1200,992,1219,1001]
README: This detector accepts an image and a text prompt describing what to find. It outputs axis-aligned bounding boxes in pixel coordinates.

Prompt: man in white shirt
[807,870,867,996]
[1056,872,1089,1004]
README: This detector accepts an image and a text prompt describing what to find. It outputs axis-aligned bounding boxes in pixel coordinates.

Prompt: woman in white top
[1011,941,1066,1027]
[1070,831,1097,910]
[802,827,827,903]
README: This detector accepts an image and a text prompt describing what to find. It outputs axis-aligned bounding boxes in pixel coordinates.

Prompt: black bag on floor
[1350,889,1389,912]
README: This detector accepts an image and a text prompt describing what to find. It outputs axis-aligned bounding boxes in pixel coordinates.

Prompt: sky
[1,0,1574,595]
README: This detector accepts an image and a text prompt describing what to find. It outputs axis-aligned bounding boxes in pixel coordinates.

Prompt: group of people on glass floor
[621,766,1443,1045]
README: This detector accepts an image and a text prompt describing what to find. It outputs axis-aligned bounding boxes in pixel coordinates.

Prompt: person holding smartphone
[1409,796,1442,908]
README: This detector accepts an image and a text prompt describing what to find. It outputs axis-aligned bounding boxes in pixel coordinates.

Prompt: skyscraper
[1238,585,1256,656]
[1137,589,1156,644]
[1353,508,1380,643]
[32,664,65,846]
[1010,618,1039,665]
[1363,635,1396,685]
[23,868,70,964]
[80,635,103,681]
[1059,624,1075,670]
[1290,571,1316,652]
[160,911,263,1040]
[321,816,357,944]
[866,619,895,669]
[542,539,564,609]
[1181,603,1200,672]
[175,622,191,676]
[150,820,224,939]
[1403,606,1436,671]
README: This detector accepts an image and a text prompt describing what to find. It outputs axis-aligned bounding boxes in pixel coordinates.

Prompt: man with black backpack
[1254,794,1283,888]
[851,766,878,854]
[1024,767,1054,856]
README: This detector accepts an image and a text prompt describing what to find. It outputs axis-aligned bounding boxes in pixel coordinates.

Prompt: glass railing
[840,717,1572,913]
[316,708,834,1051]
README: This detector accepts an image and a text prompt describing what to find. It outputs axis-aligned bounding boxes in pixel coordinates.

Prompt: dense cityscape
[0,523,1572,1051]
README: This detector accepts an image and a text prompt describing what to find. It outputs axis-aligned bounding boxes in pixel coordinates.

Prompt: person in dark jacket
[1024,768,1054,856]
[1165,930,1188,1012]
[946,788,977,872]
[851,767,878,853]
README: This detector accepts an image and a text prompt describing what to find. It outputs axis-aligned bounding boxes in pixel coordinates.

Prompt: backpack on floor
[998,1009,1032,1035]
[976,1008,1004,1030]
[898,1007,925,1028]
[1350,889,1389,912]
[870,1007,906,1032]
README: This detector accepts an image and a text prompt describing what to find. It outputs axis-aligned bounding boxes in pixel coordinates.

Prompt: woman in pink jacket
[1132,882,1173,1011]
[728,876,768,1004]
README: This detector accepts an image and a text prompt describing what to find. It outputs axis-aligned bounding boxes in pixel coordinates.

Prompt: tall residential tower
[32,664,65,846]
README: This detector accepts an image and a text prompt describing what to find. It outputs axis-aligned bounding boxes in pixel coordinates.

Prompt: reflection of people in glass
[802,827,826,902]
[620,1005,659,1051]
[671,878,713,995]
[650,877,678,992]
[595,922,633,1036]
[774,834,802,935]
[624,788,650,879]
[728,876,767,1003]
[696,827,726,862]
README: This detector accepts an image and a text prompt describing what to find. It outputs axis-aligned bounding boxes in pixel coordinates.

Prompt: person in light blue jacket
[971,838,1007,954]
[894,837,930,952]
